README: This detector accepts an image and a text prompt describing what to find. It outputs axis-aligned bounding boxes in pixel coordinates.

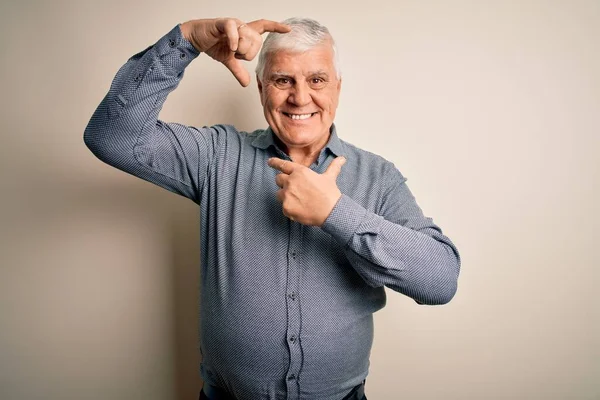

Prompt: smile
[282,112,318,120]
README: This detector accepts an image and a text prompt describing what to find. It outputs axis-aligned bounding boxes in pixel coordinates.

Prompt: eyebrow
[308,70,330,77]
[269,71,331,79]
[269,72,293,79]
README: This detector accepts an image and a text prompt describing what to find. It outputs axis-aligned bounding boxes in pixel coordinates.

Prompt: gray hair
[255,17,341,81]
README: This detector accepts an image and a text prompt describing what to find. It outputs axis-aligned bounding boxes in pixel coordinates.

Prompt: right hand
[180,18,291,87]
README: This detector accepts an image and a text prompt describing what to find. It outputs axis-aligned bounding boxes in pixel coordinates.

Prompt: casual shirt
[84,24,461,400]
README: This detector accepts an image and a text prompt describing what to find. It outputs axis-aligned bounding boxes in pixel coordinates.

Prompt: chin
[282,131,318,144]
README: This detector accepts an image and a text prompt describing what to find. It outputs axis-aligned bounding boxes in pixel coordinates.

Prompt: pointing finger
[248,19,292,35]
[324,156,346,178]
[267,158,298,174]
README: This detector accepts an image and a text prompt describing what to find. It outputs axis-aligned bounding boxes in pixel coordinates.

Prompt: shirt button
[289,335,297,343]
[288,292,296,300]
[180,52,186,59]
[168,39,176,47]
[291,251,297,259]
[288,374,296,381]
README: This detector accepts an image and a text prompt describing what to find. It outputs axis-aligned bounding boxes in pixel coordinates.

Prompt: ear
[257,75,264,104]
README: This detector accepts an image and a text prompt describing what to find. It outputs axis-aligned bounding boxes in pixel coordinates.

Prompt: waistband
[202,380,365,400]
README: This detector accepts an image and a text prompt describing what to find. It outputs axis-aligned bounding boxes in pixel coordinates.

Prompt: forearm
[83,25,205,200]
[84,24,199,158]
[322,194,461,305]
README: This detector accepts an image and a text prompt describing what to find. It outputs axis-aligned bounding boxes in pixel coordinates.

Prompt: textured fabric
[84,24,461,400]
[201,381,366,400]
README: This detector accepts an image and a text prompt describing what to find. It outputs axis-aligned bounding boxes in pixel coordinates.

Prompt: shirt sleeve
[321,166,461,305]
[83,24,222,204]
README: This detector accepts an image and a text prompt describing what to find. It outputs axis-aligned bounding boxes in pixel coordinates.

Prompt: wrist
[179,20,203,52]
[318,190,342,227]
[179,21,193,41]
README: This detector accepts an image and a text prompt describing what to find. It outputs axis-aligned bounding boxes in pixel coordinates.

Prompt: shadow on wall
[167,191,203,400]
[89,182,204,400]
[6,176,203,400]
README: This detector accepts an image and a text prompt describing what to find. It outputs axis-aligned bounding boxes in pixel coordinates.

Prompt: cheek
[316,90,339,113]
[329,96,340,114]
[265,99,279,113]
[262,96,275,111]
[263,88,286,109]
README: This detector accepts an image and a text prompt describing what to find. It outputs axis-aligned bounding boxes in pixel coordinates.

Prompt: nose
[287,81,311,107]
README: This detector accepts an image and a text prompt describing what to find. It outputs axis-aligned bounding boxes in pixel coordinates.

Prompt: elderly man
[84,17,460,400]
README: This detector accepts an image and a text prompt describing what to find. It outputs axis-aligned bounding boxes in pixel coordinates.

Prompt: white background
[1,0,598,399]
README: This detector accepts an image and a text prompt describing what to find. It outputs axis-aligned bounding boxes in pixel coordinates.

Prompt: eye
[274,78,292,88]
[309,77,327,89]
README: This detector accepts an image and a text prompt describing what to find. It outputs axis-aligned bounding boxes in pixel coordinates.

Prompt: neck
[289,150,320,167]
[272,130,331,167]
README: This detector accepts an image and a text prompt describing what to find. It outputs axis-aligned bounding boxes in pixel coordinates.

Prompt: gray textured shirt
[84,24,461,400]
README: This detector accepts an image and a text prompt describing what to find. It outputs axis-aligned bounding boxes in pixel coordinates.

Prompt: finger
[244,38,262,61]
[275,173,288,188]
[248,19,292,35]
[267,157,297,174]
[276,189,285,203]
[235,36,252,57]
[216,18,240,52]
[324,156,346,178]
[222,57,251,87]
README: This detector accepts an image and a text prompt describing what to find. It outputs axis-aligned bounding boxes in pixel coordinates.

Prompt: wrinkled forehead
[263,45,336,76]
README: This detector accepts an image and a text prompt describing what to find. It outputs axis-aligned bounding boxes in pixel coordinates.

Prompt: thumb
[222,57,251,87]
[324,156,346,178]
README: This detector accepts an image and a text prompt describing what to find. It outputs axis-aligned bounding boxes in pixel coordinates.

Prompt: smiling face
[257,43,342,155]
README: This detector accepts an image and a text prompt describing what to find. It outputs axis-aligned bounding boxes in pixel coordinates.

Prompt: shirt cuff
[153,24,200,73]
[321,194,368,246]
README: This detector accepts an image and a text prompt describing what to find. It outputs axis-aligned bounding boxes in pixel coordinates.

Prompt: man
[84,17,460,400]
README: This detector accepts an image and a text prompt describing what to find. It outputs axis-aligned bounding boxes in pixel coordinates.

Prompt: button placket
[284,221,303,399]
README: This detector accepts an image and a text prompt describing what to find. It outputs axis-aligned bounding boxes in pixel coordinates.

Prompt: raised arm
[83,19,290,202]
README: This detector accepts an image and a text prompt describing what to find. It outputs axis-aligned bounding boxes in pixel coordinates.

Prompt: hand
[268,157,347,227]
[180,18,291,87]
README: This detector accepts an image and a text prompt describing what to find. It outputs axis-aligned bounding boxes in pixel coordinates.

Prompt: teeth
[287,113,314,120]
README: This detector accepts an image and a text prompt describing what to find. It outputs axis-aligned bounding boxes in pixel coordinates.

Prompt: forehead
[265,45,336,76]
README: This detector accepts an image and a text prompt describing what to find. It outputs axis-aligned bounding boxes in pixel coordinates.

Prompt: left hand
[268,156,346,226]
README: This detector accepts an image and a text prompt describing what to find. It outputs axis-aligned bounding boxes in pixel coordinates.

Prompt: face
[257,43,342,154]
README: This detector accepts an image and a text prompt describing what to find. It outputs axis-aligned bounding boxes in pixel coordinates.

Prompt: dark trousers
[199,381,367,400]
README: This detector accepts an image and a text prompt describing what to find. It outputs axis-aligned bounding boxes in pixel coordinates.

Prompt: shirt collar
[251,123,345,158]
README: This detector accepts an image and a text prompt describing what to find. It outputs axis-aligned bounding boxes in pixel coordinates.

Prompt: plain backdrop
[1,0,598,399]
